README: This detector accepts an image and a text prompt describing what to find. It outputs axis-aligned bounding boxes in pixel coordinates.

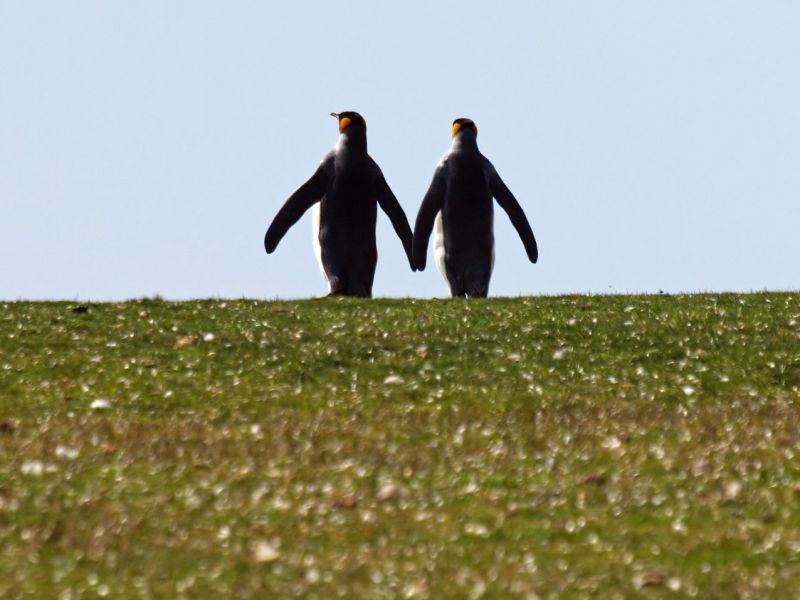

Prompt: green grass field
[1,294,799,598]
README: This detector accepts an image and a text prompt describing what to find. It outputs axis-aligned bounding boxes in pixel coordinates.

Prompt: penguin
[264,112,415,297]
[412,118,538,298]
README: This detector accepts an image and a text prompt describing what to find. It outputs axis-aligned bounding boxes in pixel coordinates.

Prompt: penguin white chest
[433,211,447,284]
[311,204,330,291]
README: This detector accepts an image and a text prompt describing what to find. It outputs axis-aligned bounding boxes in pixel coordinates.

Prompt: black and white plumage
[412,118,538,298]
[264,112,415,297]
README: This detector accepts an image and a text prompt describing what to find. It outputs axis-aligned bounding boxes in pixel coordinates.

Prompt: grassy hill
[1,294,799,597]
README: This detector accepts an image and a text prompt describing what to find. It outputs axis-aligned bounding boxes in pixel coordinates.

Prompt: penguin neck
[450,131,479,153]
[337,127,368,153]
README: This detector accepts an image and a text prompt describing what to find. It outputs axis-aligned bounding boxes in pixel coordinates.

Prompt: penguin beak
[330,112,340,119]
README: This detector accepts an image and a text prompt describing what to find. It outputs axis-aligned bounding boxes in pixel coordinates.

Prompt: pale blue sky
[2,2,798,300]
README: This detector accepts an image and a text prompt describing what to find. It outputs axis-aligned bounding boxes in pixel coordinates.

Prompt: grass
[1,293,799,598]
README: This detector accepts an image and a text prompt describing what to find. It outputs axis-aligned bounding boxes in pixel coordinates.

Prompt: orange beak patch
[451,122,462,138]
[339,117,352,133]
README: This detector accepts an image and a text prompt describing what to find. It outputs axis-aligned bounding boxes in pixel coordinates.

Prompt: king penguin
[412,118,538,298]
[264,112,415,297]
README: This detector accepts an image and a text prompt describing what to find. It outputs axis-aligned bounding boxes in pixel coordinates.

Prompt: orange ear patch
[339,117,352,132]
[451,122,462,138]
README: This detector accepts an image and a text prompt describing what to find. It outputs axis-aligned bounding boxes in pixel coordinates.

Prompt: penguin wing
[488,163,538,263]
[264,158,330,253]
[412,161,447,271]
[374,167,416,271]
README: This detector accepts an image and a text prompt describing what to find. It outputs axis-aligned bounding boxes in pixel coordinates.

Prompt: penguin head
[451,118,478,139]
[331,111,367,134]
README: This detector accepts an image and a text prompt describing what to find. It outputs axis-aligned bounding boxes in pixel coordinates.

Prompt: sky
[1,1,798,300]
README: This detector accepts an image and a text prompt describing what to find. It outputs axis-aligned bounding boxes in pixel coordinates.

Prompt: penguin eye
[339,117,352,132]
[451,122,462,138]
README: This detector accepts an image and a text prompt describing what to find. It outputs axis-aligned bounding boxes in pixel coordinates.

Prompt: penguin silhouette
[413,118,537,297]
[265,112,415,297]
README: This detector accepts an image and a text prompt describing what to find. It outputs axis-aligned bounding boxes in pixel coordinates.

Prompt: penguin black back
[412,118,538,297]
[264,112,415,297]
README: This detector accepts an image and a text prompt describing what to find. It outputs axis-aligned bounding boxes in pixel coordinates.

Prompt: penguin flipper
[264,161,330,253]
[374,171,415,271]
[489,166,538,263]
[412,163,447,271]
